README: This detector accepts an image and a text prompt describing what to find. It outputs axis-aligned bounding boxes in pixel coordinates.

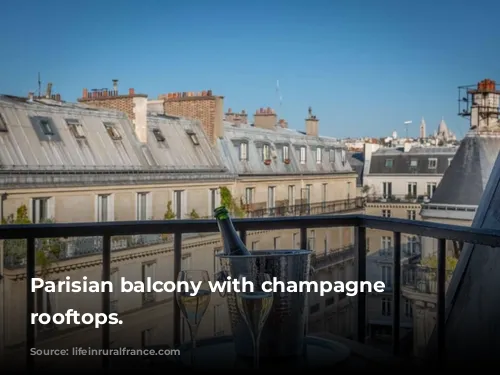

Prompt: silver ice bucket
[216,249,312,358]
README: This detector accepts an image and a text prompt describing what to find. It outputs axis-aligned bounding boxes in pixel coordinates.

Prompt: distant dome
[438,118,448,134]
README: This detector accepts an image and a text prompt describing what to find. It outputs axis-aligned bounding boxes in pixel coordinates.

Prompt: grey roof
[217,122,354,176]
[425,133,500,206]
[368,146,457,175]
[0,95,355,187]
[347,152,364,186]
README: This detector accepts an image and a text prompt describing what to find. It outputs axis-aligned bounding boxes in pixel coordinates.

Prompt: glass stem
[253,332,261,369]
[189,324,198,365]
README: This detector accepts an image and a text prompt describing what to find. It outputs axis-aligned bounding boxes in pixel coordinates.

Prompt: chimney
[28,92,34,102]
[132,96,148,143]
[45,83,53,99]
[254,107,277,129]
[305,106,319,137]
[129,88,135,96]
[112,79,119,95]
[163,91,224,145]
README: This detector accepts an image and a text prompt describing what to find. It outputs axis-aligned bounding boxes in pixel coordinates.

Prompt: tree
[219,186,244,217]
[3,204,63,278]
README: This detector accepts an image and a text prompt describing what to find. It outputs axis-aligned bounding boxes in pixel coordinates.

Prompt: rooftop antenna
[37,72,41,98]
[404,120,412,140]
[276,80,282,120]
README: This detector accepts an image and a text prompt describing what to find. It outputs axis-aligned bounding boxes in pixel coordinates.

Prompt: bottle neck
[216,217,247,254]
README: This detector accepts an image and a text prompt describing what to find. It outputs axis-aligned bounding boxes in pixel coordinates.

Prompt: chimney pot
[82,88,88,98]
[129,88,135,95]
[202,90,207,96]
[207,89,213,96]
[56,94,61,101]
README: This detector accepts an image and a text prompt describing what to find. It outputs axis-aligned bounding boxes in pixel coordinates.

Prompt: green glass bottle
[214,206,251,256]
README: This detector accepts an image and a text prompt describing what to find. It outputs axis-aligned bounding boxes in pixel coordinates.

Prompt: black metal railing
[1,214,500,370]
[247,197,364,218]
[310,245,354,271]
[402,264,454,295]
[366,194,429,204]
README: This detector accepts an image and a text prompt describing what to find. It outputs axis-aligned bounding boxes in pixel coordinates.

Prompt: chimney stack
[112,79,119,95]
[254,107,277,129]
[28,92,34,102]
[305,106,319,137]
[45,83,53,99]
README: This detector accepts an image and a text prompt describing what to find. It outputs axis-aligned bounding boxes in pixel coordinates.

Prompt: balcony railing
[1,214,500,370]
[310,245,355,272]
[366,194,431,204]
[3,198,362,269]
[402,264,454,295]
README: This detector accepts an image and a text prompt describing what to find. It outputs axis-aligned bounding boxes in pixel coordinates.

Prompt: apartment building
[361,143,457,339]
[0,85,359,367]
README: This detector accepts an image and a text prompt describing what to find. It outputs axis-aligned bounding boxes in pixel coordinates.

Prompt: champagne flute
[176,270,211,365]
[236,273,274,369]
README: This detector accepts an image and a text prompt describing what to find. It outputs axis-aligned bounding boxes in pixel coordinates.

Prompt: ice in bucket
[216,249,312,358]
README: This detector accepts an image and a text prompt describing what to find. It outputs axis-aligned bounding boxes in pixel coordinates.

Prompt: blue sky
[1,0,499,138]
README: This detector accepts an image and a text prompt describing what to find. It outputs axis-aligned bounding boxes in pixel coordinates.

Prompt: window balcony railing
[402,264,454,295]
[1,214,500,370]
[366,194,429,204]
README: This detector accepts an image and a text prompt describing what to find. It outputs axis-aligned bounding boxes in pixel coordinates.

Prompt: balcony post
[355,226,366,343]
[26,237,36,372]
[392,232,401,356]
[101,234,111,368]
[437,238,447,367]
[173,232,182,346]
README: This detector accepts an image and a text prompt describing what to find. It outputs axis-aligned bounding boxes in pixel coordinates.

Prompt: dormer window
[186,130,200,145]
[104,122,121,140]
[329,149,335,163]
[428,158,437,169]
[152,128,165,142]
[385,159,393,168]
[66,119,85,139]
[0,113,7,132]
[40,119,54,136]
[282,145,289,161]
[239,142,248,161]
[410,159,418,167]
[262,144,271,160]
[299,146,306,164]
[316,147,322,164]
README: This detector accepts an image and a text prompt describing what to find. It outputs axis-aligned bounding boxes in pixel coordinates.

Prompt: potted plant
[264,159,271,165]
[284,159,290,164]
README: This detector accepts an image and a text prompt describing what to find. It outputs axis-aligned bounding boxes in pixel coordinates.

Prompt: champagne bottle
[214,206,251,256]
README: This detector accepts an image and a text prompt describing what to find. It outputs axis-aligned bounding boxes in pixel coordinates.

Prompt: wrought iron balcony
[366,194,429,204]
[402,264,454,295]
[1,214,500,370]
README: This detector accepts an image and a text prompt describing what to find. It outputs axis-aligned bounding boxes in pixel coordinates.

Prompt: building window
[0,113,7,132]
[141,328,154,348]
[382,182,392,198]
[282,145,289,161]
[239,142,248,161]
[407,236,418,255]
[267,186,276,208]
[186,130,200,145]
[152,128,165,142]
[316,147,322,164]
[381,236,392,256]
[381,266,392,288]
[300,146,306,164]
[385,159,393,168]
[381,297,392,316]
[66,119,85,138]
[273,237,280,249]
[426,183,437,198]
[405,298,413,318]
[288,185,295,207]
[245,187,254,205]
[182,253,192,270]
[407,182,417,197]
[410,159,418,167]
[329,149,335,163]
[322,183,327,203]
[307,230,316,251]
[103,122,121,140]
[142,261,157,304]
[96,194,113,222]
[251,241,259,250]
[428,158,437,169]
[382,209,391,218]
[262,144,271,160]
[39,118,54,136]
[407,210,416,220]
[173,190,186,219]
[292,232,299,249]
[209,188,220,214]
[136,192,151,220]
[213,304,224,336]
[31,197,51,223]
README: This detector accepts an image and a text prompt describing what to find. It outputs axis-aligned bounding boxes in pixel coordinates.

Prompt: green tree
[219,186,244,217]
[161,201,176,241]
[3,204,63,278]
